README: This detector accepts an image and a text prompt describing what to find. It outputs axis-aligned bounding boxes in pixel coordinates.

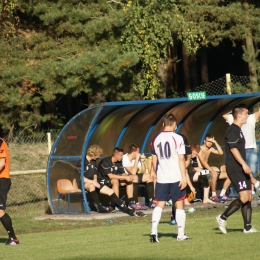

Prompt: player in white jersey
[150,113,190,242]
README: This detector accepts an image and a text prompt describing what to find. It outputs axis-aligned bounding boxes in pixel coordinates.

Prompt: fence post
[226,73,231,94]
[47,132,51,154]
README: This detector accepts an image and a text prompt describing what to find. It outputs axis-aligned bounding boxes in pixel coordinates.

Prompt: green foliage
[1,0,260,133]
[230,82,250,94]
[122,0,206,99]
[242,44,260,92]
[0,0,19,37]
[180,0,260,92]
[0,0,139,134]
[181,0,260,47]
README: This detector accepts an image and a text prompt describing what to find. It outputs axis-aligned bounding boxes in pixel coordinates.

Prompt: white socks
[176,209,186,238]
[151,206,162,235]
[220,189,226,197]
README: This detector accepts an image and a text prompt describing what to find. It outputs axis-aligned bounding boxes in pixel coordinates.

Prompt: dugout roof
[47,92,260,214]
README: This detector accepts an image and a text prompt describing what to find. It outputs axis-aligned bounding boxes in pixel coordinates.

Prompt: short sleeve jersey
[77,158,99,181]
[151,131,185,183]
[122,153,141,174]
[225,123,246,170]
[0,138,10,179]
[97,157,125,180]
[227,114,257,149]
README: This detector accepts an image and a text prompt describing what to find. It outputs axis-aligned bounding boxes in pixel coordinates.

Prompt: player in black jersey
[98,147,139,210]
[76,145,134,215]
[216,104,256,234]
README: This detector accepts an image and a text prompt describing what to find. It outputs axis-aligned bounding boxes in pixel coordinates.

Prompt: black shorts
[99,178,112,189]
[227,169,251,192]
[0,178,11,210]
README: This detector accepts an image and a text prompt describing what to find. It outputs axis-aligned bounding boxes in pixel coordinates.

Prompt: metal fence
[8,172,49,216]
[179,74,251,97]
[7,132,59,216]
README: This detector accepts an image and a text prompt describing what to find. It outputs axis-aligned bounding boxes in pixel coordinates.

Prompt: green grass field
[1,205,260,260]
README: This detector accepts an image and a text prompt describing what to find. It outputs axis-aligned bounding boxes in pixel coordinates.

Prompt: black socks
[0,213,16,238]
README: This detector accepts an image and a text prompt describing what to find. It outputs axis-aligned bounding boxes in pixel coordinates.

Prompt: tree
[178,0,260,92]
[241,0,259,91]
[0,0,139,134]
[121,0,203,99]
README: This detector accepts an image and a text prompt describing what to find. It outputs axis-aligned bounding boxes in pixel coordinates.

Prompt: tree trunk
[171,41,179,94]
[189,53,198,89]
[200,47,209,84]
[182,44,190,92]
[166,45,174,96]
[157,59,167,99]
[33,106,41,129]
[45,99,56,129]
[242,0,258,91]
[66,95,73,120]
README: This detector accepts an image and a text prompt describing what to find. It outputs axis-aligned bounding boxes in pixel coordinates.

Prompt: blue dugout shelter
[47,93,260,214]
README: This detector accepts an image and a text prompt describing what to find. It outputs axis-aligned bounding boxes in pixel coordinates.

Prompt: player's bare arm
[185,154,192,169]
[178,154,187,190]
[230,148,251,175]
[83,176,100,188]
[185,171,196,194]
[93,174,100,188]
[208,138,224,155]
[222,111,232,121]
[150,154,157,182]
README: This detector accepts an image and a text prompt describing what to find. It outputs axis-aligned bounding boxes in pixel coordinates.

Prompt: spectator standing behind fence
[150,113,190,242]
[0,137,19,245]
[76,145,135,215]
[216,104,257,234]
[222,104,260,198]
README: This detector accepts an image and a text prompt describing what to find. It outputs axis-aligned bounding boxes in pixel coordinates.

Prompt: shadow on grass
[160,221,174,224]
[213,227,243,234]
[0,237,7,244]
[143,232,178,239]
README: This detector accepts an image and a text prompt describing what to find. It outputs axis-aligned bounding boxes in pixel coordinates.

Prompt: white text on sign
[187,91,206,101]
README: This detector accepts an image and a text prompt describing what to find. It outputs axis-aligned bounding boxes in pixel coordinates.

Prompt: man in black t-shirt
[77,145,134,215]
[98,147,137,209]
[216,104,256,234]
